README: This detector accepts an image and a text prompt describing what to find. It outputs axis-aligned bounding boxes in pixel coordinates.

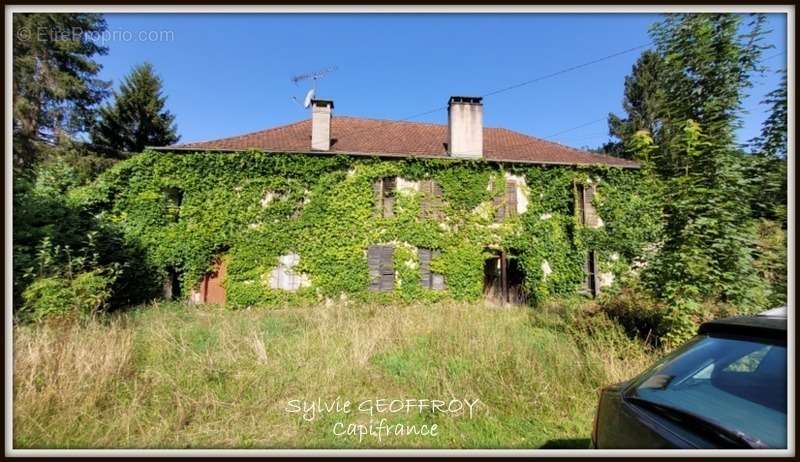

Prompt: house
[152,96,639,306]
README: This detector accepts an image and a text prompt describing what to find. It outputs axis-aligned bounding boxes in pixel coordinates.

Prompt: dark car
[592,307,787,449]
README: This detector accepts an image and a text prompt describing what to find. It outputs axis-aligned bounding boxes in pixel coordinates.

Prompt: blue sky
[96,13,787,149]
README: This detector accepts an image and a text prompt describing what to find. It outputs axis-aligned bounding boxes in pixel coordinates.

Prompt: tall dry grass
[13,299,658,449]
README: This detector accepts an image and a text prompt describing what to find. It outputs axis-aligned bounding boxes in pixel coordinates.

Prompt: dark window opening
[374,177,396,218]
[368,245,395,291]
[163,266,181,300]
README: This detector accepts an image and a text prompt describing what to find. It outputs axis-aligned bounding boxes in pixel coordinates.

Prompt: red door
[201,259,226,305]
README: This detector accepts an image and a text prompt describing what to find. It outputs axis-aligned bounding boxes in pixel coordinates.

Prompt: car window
[629,335,786,448]
[723,345,769,373]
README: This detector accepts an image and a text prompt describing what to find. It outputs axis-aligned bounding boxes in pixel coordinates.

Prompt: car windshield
[628,334,786,448]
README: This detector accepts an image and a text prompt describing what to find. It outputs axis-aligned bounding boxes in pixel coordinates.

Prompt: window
[268,253,309,291]
[367,245,395,291]
[419,179,445,220]
[418,248,445,290]
[163,187,183,222]
[374,177,396,218]
[583,250,598,297]
[575,182,598,227]
[493,179,518,222]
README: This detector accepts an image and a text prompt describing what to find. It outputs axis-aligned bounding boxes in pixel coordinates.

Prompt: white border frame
[4,3,795,458]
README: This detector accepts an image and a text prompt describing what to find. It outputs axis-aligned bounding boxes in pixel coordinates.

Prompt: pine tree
[12,13,110,166]
[606,50,666,157]
[91,63,179,155]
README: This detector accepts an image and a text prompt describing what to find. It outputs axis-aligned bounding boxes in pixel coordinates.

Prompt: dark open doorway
[483,251,527,305]
[162,266,181,300]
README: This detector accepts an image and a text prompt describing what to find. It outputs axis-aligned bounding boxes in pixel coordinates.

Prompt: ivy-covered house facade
[114,95,647,307]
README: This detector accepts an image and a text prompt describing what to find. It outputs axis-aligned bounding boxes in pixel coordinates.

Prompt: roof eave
[147,146,641,169]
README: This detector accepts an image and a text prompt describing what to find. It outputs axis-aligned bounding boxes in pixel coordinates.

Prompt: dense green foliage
[12,13,110,166]
[604,50,665,157]
[746,70,788,225]
[91,62,180,156]
[13,159,160,320]
[69,151,658,309]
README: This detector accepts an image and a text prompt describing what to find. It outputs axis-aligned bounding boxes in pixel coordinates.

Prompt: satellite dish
[303,88,315,108]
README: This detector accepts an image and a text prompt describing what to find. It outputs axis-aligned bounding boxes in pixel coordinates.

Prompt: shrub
[598,287,742,348]
[20,269,116,322]
[597,287,669,345]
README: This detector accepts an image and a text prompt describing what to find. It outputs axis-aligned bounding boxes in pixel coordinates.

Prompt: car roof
[698,307,786,341]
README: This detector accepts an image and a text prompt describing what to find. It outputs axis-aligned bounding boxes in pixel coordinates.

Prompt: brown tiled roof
[163,116,639,168]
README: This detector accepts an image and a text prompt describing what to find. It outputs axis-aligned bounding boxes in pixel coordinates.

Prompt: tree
[752,69,787,159]
[13,13,110,166]
[641,14,770,313]
[745,70,787,225]
[91,62,179,155]
[606,50,666,157]
[651,14,769,167]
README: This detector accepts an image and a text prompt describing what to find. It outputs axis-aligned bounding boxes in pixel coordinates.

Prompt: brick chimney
[447,96,483,159]
[310,99,333,151]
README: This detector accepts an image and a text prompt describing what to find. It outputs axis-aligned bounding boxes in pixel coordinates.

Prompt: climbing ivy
[73,150,660,308]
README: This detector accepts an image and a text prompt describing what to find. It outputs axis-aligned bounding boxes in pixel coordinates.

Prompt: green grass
[13,299,657,449]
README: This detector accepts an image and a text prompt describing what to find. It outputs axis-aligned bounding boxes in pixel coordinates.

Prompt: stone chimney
[311,99,333,151]
[447,96,483,159]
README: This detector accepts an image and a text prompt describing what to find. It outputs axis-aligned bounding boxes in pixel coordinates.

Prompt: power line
[481,43,652,98]
[543,117,607,140]
[322,42,654,146]
[763,51,785,61]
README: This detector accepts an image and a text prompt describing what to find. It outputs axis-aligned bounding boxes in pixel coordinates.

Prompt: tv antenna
[290,65,338,108]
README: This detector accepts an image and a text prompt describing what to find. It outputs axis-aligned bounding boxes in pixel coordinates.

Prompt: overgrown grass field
[14,300,657,449]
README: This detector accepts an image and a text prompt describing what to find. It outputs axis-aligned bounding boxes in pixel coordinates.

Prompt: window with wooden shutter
[582,250,598,297]
[368,245,395,291]
[584,184,598,227]
[574,182,598,227]
[418,248,445,290]
[420,179,444,220]
[505,179,517,218]
[374,177,396,218]
[493,179,517,222]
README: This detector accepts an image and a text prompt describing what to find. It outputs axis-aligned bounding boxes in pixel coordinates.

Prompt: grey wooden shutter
[505,179,517,218]
[574,181,585,225]
[419,248,445,290]
[584,184,597,227]
[379,245,395,291]
[432,181,444,220]
[420,179,432,218]
[492,179,504,222]
[368,245,382,291]
[373,180,383,217]
[431,250,445,290]
[419,248,432,288]
[584,250,598,297]
[383,178,396,217]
